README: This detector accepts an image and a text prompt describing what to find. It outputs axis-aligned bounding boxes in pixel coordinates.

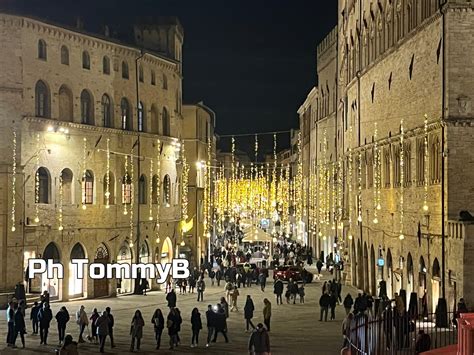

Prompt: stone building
[182,102,216,266]
[0,13,186,302]
[299,0,474,312]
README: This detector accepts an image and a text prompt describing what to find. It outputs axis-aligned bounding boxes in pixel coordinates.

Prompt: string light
[82,137,87,210]
[129,151,134,241]
[105,138,111,209]
[58,169,63,231]
[373,123,379,224]
[399,118,405,240]
[348,126,353,240]
[155,139,162,243]
[34,134,40,223]
[357,150,362,223]
[181,142,189,221]
[123,155,129,216]
[423,114,429,212]
[11,129,16,232]
[148,158,154,220]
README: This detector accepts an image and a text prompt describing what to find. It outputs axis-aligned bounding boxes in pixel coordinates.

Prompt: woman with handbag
[151,308,164,350]
[129,310,145,352]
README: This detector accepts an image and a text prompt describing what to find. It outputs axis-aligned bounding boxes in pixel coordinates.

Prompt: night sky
[1,0,337,152]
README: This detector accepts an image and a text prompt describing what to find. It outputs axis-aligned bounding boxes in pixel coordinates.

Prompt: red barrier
[458,313,474,355]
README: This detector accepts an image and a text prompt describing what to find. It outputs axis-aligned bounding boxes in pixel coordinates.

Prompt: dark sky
[1,0,337,152]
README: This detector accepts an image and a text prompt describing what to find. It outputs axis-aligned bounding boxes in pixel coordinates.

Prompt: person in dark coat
[244,295,256,331]
[95,311,109,353]
[316,259,323,274]
[30,301,40,335]
[13,303,26,348]
[343,294,354,315]
[129,309,145,352]
[191,307,202,347]
[216,269,222,287]
[166,289,177,308]
[151,308,165,350]
[273,278,284,305]
[248,323,270,355]
[105,307,115,348]
[167,308,179,350]
[205,305,215,347]
[55,306,70,345]
[209,269,216,286]
[415,330,431,354]
[89,308,100,344]
[319,292,330,322]
[38,302,53,345]
[212,304,229,343]
[329,293,337,320]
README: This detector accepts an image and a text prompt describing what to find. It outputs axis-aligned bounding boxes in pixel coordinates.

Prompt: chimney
[104,25,110,37]
[75,16,84,30]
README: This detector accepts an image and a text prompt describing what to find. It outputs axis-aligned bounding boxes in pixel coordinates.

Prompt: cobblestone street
[0,271,357,355]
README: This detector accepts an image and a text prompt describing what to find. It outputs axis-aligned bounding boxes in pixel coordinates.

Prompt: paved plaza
[0,271,357,355]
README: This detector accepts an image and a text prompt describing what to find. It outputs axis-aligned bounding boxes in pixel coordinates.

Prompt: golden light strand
[348,126,353,240]
[337,157,343,230]
[58,170,63,231]
[11,129,17,232]
[123,155,129,216]
[331,163,336,230]
[423,114,429,212]
[373,123,379,224]
[148,158,154,220]
[399,119,405,240]
[34,134,40,223]
[81,137,87,210]
[155,140,161,243]
[181,143,189,221]
[129,151,134,245]
[105,138,111,209]
[357,150,362,223]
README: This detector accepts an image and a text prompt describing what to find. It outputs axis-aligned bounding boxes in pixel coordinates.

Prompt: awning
[241,226,273,243]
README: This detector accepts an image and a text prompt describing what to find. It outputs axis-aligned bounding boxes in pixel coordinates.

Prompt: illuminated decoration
[58,169,63,231]
[331,163,336,230]
[180,239,185,247]
[423,114,429,212]
[373,123,379,224]
[105,138,111,209]
[357,150,362,223]
[11,129,16,232]
[129,151,134,241]
[337,157,343,229]
[34,134,40,223]
[155,140,162,243]
[181,142,189,222]
[399,118,405,240]
[148,158,154,220]
[123,155,129,216]
[347,126,354,240]
[81,138,87,210]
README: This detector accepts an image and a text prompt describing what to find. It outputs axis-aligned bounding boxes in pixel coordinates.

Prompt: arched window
[417,139,425,185]
[82,170,94,204]
[138,101,145,132]
[150,105,159,134]
[38,39,47,60]
[80,90,94,125]
[403,142,411,187]
[163,175,171,207]
[35,80,50,118]
[151,70,156,85]
[58,85,73,122]
[383,147,391,188]
[82,51,90,70]
[60,168,73,204]
[102,56,110,75]
[122,61,129,79]
[152,174,159,204]
[162,107,170,136]
[121,98,131,130]
[101,94,112,128]
[430,136,441,184]
[36,167,50,204]
[60,45,69,65]
[393,146,401,187]
[138,174,147,204]
[122,173,132,204]
[103,172,115,205]
[139,65,144,83]
[162,73,168,89]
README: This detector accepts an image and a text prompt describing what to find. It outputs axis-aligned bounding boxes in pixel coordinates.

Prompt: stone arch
[117,241,133,294]
[161,237,173,265]
[363,242,369,292]
[432,257,441,311]
[69,243,87,298]
[406,252,414,295]
[60,168,74,204]
[93,243,110,298]
[58,85,73,122]
[386,248,393,298]
[419,256,427,294]
[42,242,61,299]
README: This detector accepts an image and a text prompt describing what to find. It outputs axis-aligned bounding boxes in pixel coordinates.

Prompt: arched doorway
[94,244,109,298]
[140,241,152,290]
[432,258,441,312]
[406,253,414,296]
[351,238,356,286]
[161,237,173,265]
[419,256,427,294]
[363,242,369,293]
[357,239,363,290]
[386,249,393,299]
[117,242,133,294]
[370,245,376,295]
[43,242,61,299]
[69,243,86,298]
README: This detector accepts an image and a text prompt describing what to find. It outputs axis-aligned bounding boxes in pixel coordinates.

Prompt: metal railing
[344,310,457,354]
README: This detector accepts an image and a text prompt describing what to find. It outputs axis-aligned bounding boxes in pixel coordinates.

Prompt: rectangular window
[82,181,93,204]
[122,183,132,204]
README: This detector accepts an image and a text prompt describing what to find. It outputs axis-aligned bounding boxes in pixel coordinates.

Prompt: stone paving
[0,271,358,355]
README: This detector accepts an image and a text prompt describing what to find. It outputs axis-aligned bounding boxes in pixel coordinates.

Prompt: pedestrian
[337,280,343,304]
[415,329,431,354]
[209,269,216,286]
[89,308,99,344]
[141,278,149,296]
[205,305,215,348]
[343,293,354,315]
[13,303,26,348]
[342,313,354,348]
[151,308,164,350]
[191,307,202,348]
[177,279,183,295]
[248,323,270,355]
[216,268,222,287]
[197,277,206,302]
[316,259,323,275]
[175,307,183,346]
[273,278,284,305]
[319,292,330,322]
[290,280,299,304]
[55,306,70,345]
[295,283,304,303]
[38,302,53,345]
[129,309,145,352]
[166,288,177,308]
[30,301,40,335]
[367,293,374,316]
[231,286,240,312]
[225,280,234,303]
[6,301,15,347]
[105,307,115,348]
[189,275,196,293]
[258,272,266,292]
[263,298,272,332]
[244,295,256,332]
[165,275,172,293]
[75,305,88,343]
[95,311,109,353]
[59,334,78,355]
[212,304,229,343]
[329,292,337,320]
[167,308,179,350]
[220,296,230,318]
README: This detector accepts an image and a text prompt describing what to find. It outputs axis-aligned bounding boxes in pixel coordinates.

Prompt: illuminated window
[122,174,132,204]
[121,98,131,130]
[163,175,171,207]
[82,170,94,204]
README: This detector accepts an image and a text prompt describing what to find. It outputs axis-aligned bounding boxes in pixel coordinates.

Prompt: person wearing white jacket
[76,305,89,343]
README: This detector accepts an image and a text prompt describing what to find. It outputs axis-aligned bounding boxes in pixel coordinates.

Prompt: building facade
[300,0,474,312]
[0,13,186,302]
